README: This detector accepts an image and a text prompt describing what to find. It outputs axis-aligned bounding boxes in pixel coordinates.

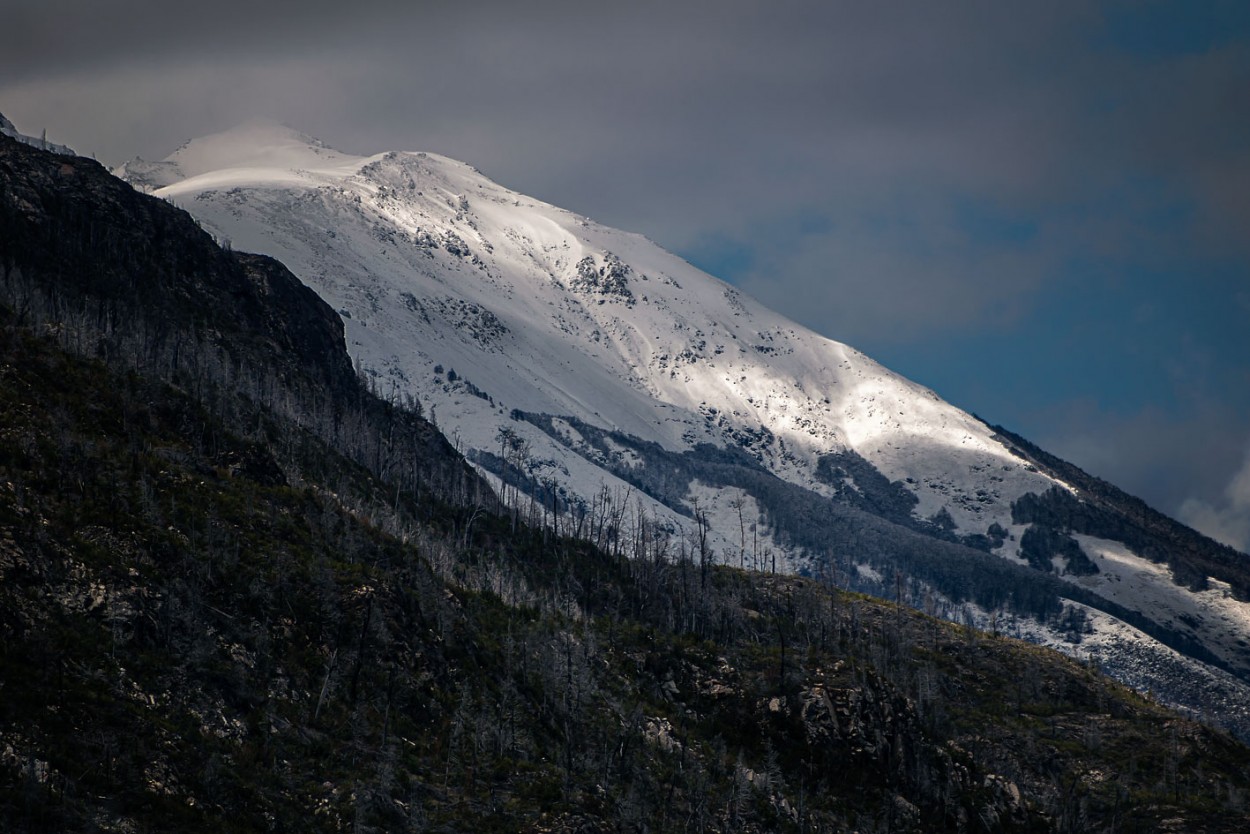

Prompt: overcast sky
[4,0,1249,550]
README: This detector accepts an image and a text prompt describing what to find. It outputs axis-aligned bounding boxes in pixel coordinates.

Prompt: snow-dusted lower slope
[119,122,1250,731]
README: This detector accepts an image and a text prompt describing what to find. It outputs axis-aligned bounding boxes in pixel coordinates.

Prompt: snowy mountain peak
[114,120,368,194]
[166,119,357,176]
[122,126,1035,528]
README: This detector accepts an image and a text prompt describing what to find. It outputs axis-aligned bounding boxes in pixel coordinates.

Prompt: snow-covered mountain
[120,121,1250,732]
[123,122,1051,538]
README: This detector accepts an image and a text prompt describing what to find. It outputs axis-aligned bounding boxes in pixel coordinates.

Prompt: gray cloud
[1179,449,1250,553]
[8,2,1243,246]
[732,196,1052,346]
[3,0,396,80]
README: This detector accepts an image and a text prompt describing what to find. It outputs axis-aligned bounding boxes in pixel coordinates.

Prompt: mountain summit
[120,124,1250,733]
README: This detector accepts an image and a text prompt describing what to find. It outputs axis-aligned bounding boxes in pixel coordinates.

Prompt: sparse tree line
[500,410,1244,695]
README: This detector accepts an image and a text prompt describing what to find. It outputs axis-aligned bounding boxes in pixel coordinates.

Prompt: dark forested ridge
[3,132,1250,833]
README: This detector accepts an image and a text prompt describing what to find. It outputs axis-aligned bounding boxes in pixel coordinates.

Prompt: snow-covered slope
[121,122,1250,731]
[135,122,1056,529]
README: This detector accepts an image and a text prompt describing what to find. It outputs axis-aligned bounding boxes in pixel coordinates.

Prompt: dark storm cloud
[4,1,1248,543]
[3,0,394,79]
